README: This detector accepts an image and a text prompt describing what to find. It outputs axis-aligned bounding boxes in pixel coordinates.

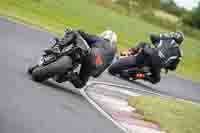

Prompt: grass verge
[0,0,200,81]
[128,96,200,133]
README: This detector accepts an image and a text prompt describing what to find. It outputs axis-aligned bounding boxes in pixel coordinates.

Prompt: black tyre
[27,65,39,75]
[32,56,73,82]
[109,62,134,79]
[108,61,123,75]
[108,56,137,76]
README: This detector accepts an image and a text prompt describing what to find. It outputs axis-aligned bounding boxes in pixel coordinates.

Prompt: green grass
[0,0,200,81]
[128,96,200,133]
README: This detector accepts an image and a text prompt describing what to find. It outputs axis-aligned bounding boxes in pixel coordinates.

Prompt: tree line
[115,0,200,30]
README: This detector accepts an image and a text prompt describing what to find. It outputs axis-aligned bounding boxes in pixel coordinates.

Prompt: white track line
[86,81,199,105]
[80,87,130,133]
[67,81,199,133]
[80,81,161,133]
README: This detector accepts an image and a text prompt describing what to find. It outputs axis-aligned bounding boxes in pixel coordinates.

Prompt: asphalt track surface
[97,72,200,102]
[0,17,200,133]
[0,18,124,133]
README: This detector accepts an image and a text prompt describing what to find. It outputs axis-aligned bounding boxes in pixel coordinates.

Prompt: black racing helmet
[173,31,184,45]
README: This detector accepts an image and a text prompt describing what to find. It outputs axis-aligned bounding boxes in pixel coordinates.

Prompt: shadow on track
[44,80,79,94]
[28,73,81,96]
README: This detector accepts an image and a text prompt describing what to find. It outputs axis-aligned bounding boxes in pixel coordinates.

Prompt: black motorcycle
[109,49,153,81]
[109,48,169,81]
[28,37,90,83]
[109,61,152,81]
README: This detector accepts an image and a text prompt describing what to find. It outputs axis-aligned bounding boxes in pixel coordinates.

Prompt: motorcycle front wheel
[31,56,73,82]
[28,65,39,75]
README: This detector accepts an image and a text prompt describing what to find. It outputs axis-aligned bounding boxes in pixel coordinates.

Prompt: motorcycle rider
[49,28,118,88]
[108,31,184,84]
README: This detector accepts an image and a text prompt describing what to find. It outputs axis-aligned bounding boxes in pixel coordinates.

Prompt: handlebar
[75,36,90,53]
